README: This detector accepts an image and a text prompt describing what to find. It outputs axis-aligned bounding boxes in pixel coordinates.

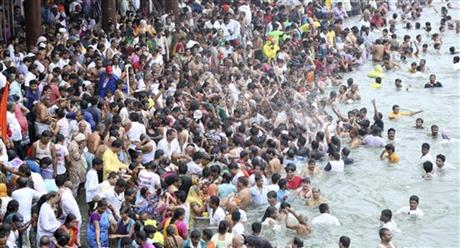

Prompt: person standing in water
[388,105,423,120]
[377,228,397,248]
[379,209,401,233]
[339,236,351,248]
[396,195,424,218]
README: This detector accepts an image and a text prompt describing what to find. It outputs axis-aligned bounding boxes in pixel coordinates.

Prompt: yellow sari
[186,185,205,228]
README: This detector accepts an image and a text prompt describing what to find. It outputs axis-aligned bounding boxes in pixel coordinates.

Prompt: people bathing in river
[396,195,424,218]
[380,209,401,233]
[378,228,397,248]
[311,203,340,226]
[388,105,423,120]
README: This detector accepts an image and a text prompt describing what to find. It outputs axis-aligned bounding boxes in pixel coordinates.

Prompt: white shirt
[311,213,340,226]
[0,71,6,89]
[57,118,71,141]
[7,111,22,141]
[55,144,69,175]
[98,187,124,218]
[420,153,433,164]
[0,196,12,216]
[37,202,61,241]
[59,187,82,226]
[381,221,401,233]
[157,138,181,159]
[31,172,48,194]
[137,169,161,193]
[396,206,424,217]
[210,206,226,225]
[232,222,245,236]
[85,169,99,203]
[127,121,146,149]
[12,187,43,222]
[187,161,203,176]
[222,19,241,41]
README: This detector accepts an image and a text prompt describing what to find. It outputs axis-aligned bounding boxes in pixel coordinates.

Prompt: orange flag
[0,83,8,140]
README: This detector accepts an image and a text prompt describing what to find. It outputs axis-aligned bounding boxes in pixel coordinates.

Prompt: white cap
[36,36,47,44]
[193,110,203,120]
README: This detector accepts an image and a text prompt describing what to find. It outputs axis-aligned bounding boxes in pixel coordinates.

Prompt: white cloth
[187,161,203,176]
[85,169,100,203]
[55,144,69,175]
[37,202,61,241]
[98,187,124,218]
[137,169,161,193]
[7,112,22,141]
[381,221,401,233]
[222,19,241,41]
[141,141,156,164]
[127,121,146,149]
[396,206,424,217]
[232,222,245,237]
[0,71,6,89]
[60,187,82,225]
[420,153,434,164]
[11,188,43,222]
[209,206,226,225]
[329,160,345,172]
[311,213,340,226]
[157,138,181,159]
[31,172,48,194]
[0,196,12,216]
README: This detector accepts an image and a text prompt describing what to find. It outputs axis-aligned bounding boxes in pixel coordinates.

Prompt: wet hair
[436,154,446,162]
[231,210,241,222]
[385,144,395,152]
[379,227,390,238]
[267,190,277,199]
[293,237,304,247]
[252,221,262,234]
[262,206,277,222]
[285,163,296,172]
[339,236,351,247]
[423,161,433,173]
[421,143,430,150]
[271,173,281,184]
[409,195,419,203]
[381,209,392,220]
[319,203,329,213]
[218,220,228,234]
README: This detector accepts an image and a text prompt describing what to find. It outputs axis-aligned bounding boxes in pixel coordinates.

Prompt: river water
[245,5,460,248]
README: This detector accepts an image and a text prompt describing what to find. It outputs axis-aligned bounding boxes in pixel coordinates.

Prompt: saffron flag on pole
[0,83,8,140]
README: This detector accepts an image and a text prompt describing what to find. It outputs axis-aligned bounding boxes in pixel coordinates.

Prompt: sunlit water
[243,5,460,248]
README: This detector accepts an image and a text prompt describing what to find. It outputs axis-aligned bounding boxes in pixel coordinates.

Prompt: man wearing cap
[98,65,119,99]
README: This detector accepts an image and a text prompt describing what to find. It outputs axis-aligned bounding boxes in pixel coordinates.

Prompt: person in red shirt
[285,163,302,190]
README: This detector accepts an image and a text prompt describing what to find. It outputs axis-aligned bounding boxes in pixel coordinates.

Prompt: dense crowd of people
[0,0,457,247]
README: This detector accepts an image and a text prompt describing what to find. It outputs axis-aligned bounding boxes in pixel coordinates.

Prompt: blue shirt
[276,189,288,202]
[250,186,268,206]
[218,183,236,199]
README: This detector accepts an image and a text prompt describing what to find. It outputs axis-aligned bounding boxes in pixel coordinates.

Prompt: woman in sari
[161,208,188,240]
[164,225,183,248]
[186,184,207,229]
[59,213,80,247]
[87,199,111,248]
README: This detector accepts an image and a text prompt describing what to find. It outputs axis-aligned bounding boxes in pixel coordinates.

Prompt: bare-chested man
[372,39,385,62]
[35,95,55,136]
[87,123,105,155]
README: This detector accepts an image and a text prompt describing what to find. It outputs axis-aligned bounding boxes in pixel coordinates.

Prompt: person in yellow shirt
[326,26,336,47]
[380,144,400,164]
[371,77,383,89]
[388,105,423,120]
[102,139,128,179]
[144,220,164,246]
[262,37,280,62]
